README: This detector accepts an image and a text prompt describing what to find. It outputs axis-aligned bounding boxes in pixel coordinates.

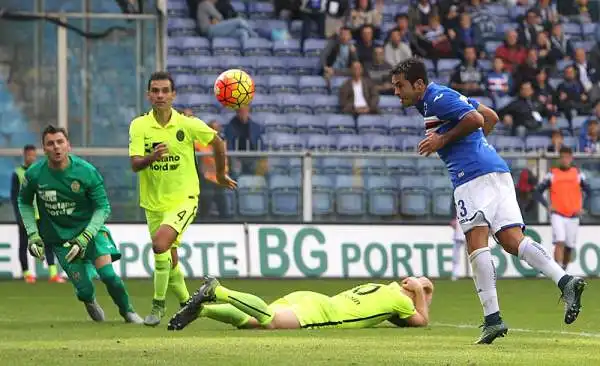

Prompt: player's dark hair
[559,146,573,155]
[390,58,429,85]
[41,125,69,143]
[23,144,36,152]
[147,71,175,92]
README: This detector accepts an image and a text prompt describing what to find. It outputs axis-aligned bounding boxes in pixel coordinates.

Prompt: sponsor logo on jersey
[176,129,185,142]
[71,181,80,193]
[150,155,181,171]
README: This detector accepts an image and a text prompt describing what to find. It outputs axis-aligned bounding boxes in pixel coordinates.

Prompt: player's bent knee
[495,227,524,255]
[465,226,490,254]
[152,226,178,254]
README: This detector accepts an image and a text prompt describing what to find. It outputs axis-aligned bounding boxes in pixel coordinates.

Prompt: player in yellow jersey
[168,276,432,331]
[129,72,237,326]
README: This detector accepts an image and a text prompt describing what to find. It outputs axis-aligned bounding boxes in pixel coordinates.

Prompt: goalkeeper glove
[27,233,45,261]
[64,230,93,263]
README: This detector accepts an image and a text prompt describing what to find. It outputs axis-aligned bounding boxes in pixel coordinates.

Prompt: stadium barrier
[1,224,599,279]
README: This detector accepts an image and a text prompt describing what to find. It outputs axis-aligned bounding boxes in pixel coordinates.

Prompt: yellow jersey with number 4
[129,108,216,211]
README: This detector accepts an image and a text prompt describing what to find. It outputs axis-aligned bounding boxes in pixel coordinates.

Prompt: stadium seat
[321,157,353,175]
[437,59,461,77]
[494,95,514,110]
[330,77,346,95]
[230,1,247,14]
[173,74,204,93]
[385,158,417,176]
[296,114,327,135]
[563,136,578,151]
[248,1,275,19]
[298,76,328,94]
[312,175,334,215]
[563,23,582,39]
[357,115,388,135]
[167,0,188,17]
[189,56,224,75]
[268,75,299,94]
[167,55,193,75]
[303,38,328,57]
[389,115,421,135]
[270,175,301,216]
[379,96,403,114]
[306,134,336,150]
[167,38,181,55]
[167,18,197,36]
[263,132,304,150]
[279,94,313,114]
[354,157,386,175]
[211,37,242,56]
[237,175,269,216]
[255,57,287,75]
[263,113,295,133]
[311,95,339,114]
[583,23,597,37]
[485,41,502,55]
[326,114,356,135]
[474,96,494,108]
[186,94,220,113]
[401,135,422,152]
[367,175,398,216]
[220,56,255,74]
[525,136,551,152]
[366,135,400,151]
[251,94,280,113]
[285,57,320,76]
[399,176,431,217]
[429,176,453,217]
[179,37,211,56]
[417,158,446,175]
[493,136,524,152]
[273,40,303,57]
[337,134,365,151]
[587,178,600,217]
[267,157,289,175]
[335,175,366,216]
[243,38,273,56]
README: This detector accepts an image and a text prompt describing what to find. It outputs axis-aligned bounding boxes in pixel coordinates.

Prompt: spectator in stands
[390,14,426,57]
[367,45,394,95]
[321,26,359,78]
[549,22,574,62]
[449,46,486,96]
[349,0,383,39]
[518,8,543,48]
[547,129,565,153]
[466,0,498,37]
[513,49,541,92]
[339,61,380,115]
[356,24,376,65]
[197,120,229,219]
[216,0,238,19]
[558,0,599,24]
[224,106,263,151]
[556,65,590,118]
[537,0,559,27]
[515,163,539,219]
[580,118,600,152]
[534,67,559,117]
[409,0,438,30]
[447,12,483,59]
[384,28,412,67]
[441,4,460,33]
[535,31,553,69]
[496,29,528,73]
[486,56,512,98]
[299,0,326,41]
[574,48,595,93]
[419,14,453,58]
[500,81,547,136]
[196,0,258,43]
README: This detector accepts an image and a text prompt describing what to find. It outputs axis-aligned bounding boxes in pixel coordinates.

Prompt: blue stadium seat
[286,57,320,76]
[249,75,268,94]
[367,176,398,216]
[437,59,461,77]
[379,96,403,114]
[389,115,421,135]
[474,96,494,107]
[493,136,524,152]
[563,23,583,39]
[220,56,255,73]
[401,135,422,152]
[417,158,446,175]
[312,175,334,215]
[167,18,197,36]
[326,114,356,135]
[572,116,588,131]
[251,94,280,113]
[509,6,526,21]
[296,114,327,134]
[583,23,597,37]
[180,37,211,56]
[248,1,275,19]
[173,74,204,93]
[256,57,287,75]
[298,76,328,94]
[167,38,181,55]
[525,136,551,152]
[231,1,247,13]
[366,135,400,151]
[167,0,188,17]
[190,56,224,75]
[385,158,417,176]
[574,40,595,52]
[270,175,301,216]
[312,95,338,114]
[587,178,600,217]
[237,175,269,216]
[279,94,313,114]
[273,40,303,57]
[306,134,336,150]
[186,94,220,113]
[267,157,289,175]
[289,158,302,177]
[354,158,386,175]
[167,56,193,75]
[330,77,346,95]
[485,4,509,19]
[494,95,514,110]
[303,38,328,57]
[268,75,299,94]
[430,176,453,217]
[337,134,365,151]
[335,175,366,216]
[243,38,273,56]
[399,176,431,216]
[263,133,303,150]
[263,113,295,133]
[357,115,388,135]
[485,41,502,55]
[563,136,578,151]
[321,157,353,175]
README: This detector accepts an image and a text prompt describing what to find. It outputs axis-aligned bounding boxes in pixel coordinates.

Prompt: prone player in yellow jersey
[129,72,237,326]
[167,276,433,331]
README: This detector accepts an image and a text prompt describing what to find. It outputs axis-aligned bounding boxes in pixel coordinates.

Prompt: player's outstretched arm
[210,135,237,189]
[84,168,112,237]
[476,103,500,136]
[17,172,39,238]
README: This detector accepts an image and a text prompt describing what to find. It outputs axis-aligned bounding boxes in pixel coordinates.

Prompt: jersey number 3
[457,200,467,217]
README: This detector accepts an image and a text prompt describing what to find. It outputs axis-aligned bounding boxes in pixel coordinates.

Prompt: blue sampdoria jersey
[416,83,509,187]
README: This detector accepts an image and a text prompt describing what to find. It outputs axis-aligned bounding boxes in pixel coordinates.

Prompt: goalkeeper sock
[168,263,190,304]
[97,264,134,315]
[48,265,58,278]
[153,251,172,301]
[200,304,251,328]
[214,285,273,325]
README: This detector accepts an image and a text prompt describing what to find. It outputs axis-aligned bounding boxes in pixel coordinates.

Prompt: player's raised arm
[17,170,39,238]
[128,120,167,172]
[401,278,429,327]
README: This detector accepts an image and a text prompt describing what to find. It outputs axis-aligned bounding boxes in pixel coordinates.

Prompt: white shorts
[551,213,579,248]
[454,172,524,237]
[453,221,466,242]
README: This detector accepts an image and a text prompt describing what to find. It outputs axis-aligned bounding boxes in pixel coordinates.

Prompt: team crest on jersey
[71,180,81,193]
[176,129,185,142]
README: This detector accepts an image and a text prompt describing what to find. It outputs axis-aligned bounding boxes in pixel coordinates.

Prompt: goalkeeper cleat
[84,301,105,322]
[475,321,508,345]
[144,299,166,327]
[123,312,144,324]
[49,275,66,283]
[167,277,219,331]
[561,276,586,325]
[24,274,36,284]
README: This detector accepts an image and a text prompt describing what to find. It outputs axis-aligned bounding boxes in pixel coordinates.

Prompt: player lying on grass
[18,125,143,323]
[167,276,433,331]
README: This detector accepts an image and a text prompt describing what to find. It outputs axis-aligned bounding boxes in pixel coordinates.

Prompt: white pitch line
[432,322,600,339]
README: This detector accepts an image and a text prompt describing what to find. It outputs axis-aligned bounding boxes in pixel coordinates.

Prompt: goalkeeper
[18,125,142,323]
[168,276,432,331]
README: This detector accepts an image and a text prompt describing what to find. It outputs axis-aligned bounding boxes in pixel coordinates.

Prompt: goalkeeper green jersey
[17,155,111,246]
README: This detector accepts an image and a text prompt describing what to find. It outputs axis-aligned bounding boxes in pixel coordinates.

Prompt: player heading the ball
[129,71,237,327]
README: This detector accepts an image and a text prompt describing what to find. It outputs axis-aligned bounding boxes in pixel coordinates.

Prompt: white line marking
[432,322,600,339]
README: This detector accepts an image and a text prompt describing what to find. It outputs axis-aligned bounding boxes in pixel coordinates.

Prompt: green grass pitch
[0,278,599,365]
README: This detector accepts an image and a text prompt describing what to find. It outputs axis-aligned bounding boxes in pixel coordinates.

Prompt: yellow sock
[168,264,190,304]
[153,251,171,301]
[48,265,57,278]
[23,270,31,277]
[214,285,274,326]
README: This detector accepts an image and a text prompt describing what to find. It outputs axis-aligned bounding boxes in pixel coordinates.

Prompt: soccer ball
[213,69,255,109]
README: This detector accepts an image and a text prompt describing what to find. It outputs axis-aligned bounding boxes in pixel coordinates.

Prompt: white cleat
[84,300,105,322]
[123,312,144,324]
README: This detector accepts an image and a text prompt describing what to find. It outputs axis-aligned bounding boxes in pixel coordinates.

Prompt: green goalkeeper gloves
[64,230,93,263]
[27,233,45,261]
